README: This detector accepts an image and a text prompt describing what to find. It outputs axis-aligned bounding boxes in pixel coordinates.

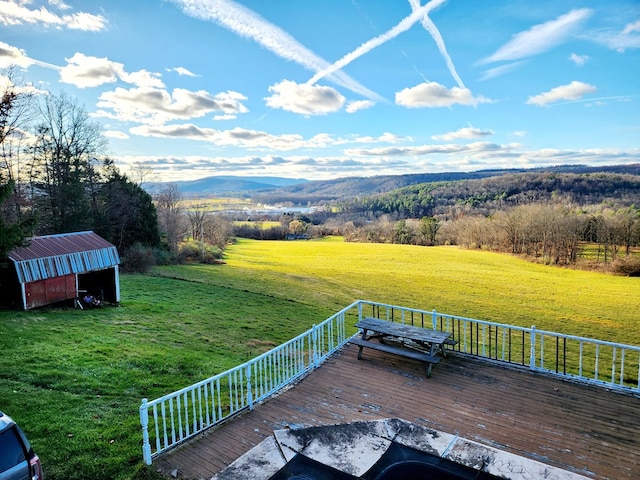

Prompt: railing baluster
[611,347,617,385]
[579,341,584,377]
[563,337,567,375]
[153,404,160,452]
[161,402,168,449]
[176,394,183,441]
[169,398,176,444]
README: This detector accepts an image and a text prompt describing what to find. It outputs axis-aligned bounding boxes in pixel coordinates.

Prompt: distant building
[0,231,120,310]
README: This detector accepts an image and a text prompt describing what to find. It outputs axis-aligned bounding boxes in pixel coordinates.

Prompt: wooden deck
[154,344,640,480]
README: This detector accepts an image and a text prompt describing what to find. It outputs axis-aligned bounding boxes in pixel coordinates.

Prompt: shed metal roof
[9,231,120,283]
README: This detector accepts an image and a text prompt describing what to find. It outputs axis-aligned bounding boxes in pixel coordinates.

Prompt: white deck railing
[140,300,640,465]
[140,302,356,465]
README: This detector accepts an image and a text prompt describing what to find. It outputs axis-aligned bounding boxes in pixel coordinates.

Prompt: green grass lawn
[1,237,638,479]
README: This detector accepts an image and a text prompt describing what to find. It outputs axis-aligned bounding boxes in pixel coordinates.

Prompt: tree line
[336,172,640,219]
[0,69,160,270]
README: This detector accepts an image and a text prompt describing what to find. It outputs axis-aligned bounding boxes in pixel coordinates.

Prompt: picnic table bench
[350,317,455,377]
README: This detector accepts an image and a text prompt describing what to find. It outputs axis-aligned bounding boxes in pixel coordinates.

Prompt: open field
[233,220,281,229]
[1,237,639,480]
[179,197,253,211]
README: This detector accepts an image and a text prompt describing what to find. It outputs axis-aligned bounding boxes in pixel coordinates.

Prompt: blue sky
[1,0,639,182]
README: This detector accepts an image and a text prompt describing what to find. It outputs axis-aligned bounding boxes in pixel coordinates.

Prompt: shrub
[120,243,156,273]
[154,248,175,266]
[611,256,640,276]
[178,241,223,264]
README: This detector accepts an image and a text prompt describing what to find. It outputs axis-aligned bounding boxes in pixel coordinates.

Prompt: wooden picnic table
[351,317,454,377]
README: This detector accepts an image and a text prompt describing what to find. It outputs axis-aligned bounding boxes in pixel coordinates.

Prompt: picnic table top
[355,317,452,344]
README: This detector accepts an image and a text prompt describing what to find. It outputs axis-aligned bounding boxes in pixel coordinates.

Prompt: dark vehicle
[0,411,42,480]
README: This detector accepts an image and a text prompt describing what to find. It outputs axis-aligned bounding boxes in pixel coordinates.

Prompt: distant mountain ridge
[151,164,640,201]
[148,175,308,196]
[253,164,640,204]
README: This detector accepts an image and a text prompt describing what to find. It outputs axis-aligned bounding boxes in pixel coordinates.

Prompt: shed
[1,231,120,310]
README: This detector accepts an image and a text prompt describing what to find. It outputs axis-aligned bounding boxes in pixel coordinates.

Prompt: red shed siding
[24,275,76,309]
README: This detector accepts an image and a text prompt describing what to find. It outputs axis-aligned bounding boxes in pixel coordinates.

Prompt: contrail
[170,0,382,101]
[307,0,446,86]
[408,0,464,88]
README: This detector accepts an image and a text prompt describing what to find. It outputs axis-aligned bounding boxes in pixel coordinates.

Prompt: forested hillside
[254,164,640,205]
[304,169,640,273]
[337,171,640,218]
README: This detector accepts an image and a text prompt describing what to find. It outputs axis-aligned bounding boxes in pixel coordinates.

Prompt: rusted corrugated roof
[9,231,120,283]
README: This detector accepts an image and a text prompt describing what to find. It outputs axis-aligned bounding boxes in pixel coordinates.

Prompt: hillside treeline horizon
[1,64,638,275]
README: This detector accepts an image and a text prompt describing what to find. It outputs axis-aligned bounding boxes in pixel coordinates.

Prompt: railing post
[312,324,319,369]
[432,309,437,330]
[529,325,537,370]
[358,301,363,322]
[246,364,254,410]
[140,398,152,465]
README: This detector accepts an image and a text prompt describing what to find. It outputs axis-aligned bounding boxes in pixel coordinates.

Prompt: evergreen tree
[96,169,160,252]
[0,179,33,267]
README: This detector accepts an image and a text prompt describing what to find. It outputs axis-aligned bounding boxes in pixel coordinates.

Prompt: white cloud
[95,87,248,124]
[351,132,408,144]
[170,0,381,101]
[60,53,165,89]
[0,40,61,70]
[432,127,495,141]
[104,130,129,140]
[168,66,197,77]
[569,53,589,66]
[60,53,121,88]
[48,0,72,11]
[479,61,526,80]
[114,146,640,182]
[0,41,31,68]
[0,0,106,31]
[119,70,164,89]
[526,80,596,106]
[130,124,309,150]
[479,9,592,64]
[622,20,640,35]
[396,82,491,108]
[346,100,375,113]
[114,152,418,181]
[265,80,345,116]
[128,124,408,152]
[345,141,511,157]
[590,20,640,52]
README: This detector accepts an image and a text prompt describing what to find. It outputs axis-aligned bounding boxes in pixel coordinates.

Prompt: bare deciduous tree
[155,183,184,253]
[29,92,107,233]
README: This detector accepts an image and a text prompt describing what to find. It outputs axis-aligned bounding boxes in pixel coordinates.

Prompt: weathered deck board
[154,344,640,480]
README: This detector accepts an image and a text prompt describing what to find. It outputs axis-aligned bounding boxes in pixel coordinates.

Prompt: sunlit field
[180,197,254,211]
[233,220,281,229]
[1,236,638,480]
[164,237,640,341]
